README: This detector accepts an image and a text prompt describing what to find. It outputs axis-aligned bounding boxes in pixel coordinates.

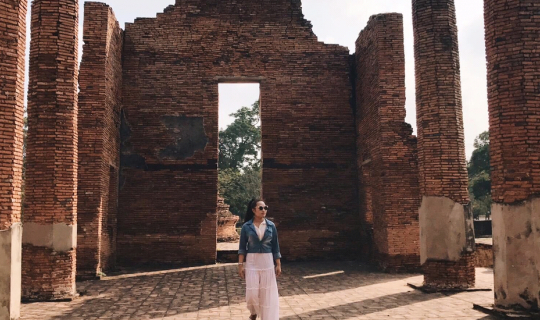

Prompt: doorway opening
[216,83,261,260]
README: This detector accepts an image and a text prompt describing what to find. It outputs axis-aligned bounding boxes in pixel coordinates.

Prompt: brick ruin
[77,1,123,279]
[355,13,420,272]
[0,0,538,315]
[484,0,540,311]
[0,0,27,318]
[412,0,475,289]
[116,0,360,267]
[21,0,79,300]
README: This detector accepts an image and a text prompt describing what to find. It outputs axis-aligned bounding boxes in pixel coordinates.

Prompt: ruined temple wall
[22,0,78,300]
[412,0,475,288]
[99,6,123,274]
[0,0,27,317]
[484,0,540,310]
[77,2,123,278]
[355,14,420,272]
[119,0,360,264]
[0,0,26,231]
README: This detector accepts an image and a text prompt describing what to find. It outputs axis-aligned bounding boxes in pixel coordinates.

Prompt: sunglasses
[257,206,269,211]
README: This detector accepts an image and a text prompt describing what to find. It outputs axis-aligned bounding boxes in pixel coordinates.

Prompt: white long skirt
[245,253,280,320]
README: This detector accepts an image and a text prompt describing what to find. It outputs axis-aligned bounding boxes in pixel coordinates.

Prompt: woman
[238,198,281,320]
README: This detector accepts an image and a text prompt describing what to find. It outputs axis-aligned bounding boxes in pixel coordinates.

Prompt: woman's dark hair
[244,198,264,223]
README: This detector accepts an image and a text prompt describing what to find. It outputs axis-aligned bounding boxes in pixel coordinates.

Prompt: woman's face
[252,201,268,220]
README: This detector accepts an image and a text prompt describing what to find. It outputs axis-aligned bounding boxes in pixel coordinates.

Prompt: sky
[25,0,488,159]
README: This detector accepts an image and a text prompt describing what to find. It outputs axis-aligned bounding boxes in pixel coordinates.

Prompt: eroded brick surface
[118,0,360,265]
[21,245,76,301]
[484,1,540,204]
[22,0,79,300]
[355,14,421,272]
[484,0,540,310]
[412,0,475,287]
[475,243,493,268]
[0,0,27,231]
[77,2,123,278]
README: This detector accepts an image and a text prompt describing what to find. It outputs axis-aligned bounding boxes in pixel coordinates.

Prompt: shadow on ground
[20,261,497,320]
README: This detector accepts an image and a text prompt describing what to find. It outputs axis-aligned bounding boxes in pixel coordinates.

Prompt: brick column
[355,14,421,272]
[22,0,78,300]
[77,2,123,279]
[0,0,27,317]
[412,0,475,289]
[484,0,540,310]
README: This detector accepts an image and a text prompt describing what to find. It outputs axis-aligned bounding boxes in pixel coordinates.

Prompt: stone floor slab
[21,262,498,319]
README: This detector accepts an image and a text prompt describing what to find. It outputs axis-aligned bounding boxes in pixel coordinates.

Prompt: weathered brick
[355,13,421,272]
[0,1,27,317]
[485,0,540,310]
[412,0,475,288]
[22,0,79,300]
[77,2,123,279]
[485,1,540,204]
[117,0,361,265]
[0,0,26,231]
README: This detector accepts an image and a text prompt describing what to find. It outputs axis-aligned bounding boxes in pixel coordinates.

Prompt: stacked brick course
[8,0,507,289]
[484,3,540,204]
[118,0,360,265]
[355,14,420,272]
[474,243,493,268]
[412,0,475,288]
[77,2,123,279]
[0,0,27,317]
[484,0,540,310]
[422,253,475,287]
[22,0,78,300]
[0,0,26,230]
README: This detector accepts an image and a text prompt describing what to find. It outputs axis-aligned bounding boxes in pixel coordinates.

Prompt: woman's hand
[238,264,245,279]
[275,265,282,278]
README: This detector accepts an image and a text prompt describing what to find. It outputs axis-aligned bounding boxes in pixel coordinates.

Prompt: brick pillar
[355,14,421,272]
[22,0,78,300]
[77,2,123,279]
[412,0,475,289]
[0,0,27,317]
[484,0,540,310]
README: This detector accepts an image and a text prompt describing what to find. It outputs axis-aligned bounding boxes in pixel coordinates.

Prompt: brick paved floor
[21,262,497,319]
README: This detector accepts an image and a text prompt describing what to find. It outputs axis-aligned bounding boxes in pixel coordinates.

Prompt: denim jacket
[238,218,281,260]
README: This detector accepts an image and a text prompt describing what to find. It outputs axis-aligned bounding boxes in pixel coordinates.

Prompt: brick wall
[77,2,123,278]
[118,0,360,265]
[0,0,27,317]
[412,0,475,288]
[484,2,540,204]
[475,243,493,268]
[422,253,475,288]
[22,0,78,300]
[484,0,540,310]
[0,0,26,231]
[355,14,420,272]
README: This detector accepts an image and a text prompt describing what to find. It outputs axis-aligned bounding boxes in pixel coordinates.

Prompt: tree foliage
[218,100,262,219]
[468,131,490,178]
[467,131,491,219]
[219,101,261,170]
[218,167,261,219]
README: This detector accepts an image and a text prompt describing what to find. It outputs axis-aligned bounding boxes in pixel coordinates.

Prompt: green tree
[468,131,490,177]
[218,167,261,219]
[219,101,261,170]
[218,100,262,221]
[467,131,491,219]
